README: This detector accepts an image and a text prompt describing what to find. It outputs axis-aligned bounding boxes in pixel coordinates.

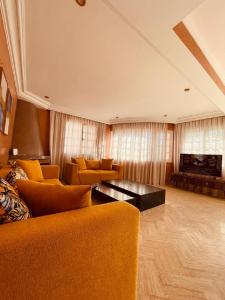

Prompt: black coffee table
[93,179,165,211]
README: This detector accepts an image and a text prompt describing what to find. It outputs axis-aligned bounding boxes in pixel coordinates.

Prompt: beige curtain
[174,116,225,176]
[50,111,68,176]
[50,111,106,177]
[111,122,168,185]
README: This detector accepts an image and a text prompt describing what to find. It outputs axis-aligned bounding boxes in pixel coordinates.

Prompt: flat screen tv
[179,154,222,177]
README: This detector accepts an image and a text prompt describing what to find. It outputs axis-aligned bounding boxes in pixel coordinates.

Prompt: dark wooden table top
[94,185,135,201]
[102,180,164,196]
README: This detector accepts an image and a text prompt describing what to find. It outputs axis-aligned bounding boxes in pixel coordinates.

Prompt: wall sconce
[12,148,18,156]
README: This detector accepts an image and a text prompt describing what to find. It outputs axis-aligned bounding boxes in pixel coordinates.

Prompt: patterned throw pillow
[0,178,31,224]
[6,164,28,191]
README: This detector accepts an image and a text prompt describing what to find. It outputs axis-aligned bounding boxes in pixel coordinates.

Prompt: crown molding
[108,117,169,125]
[0,0,50,109]
[50,104,107,124]
[176,111,224,123]
[19,90,50,109]
[108,111,225,125]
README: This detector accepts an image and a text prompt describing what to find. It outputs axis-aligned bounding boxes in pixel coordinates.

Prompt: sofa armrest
[112,164,124,179]
[64,162,80,184]
[0,202,139,300]
[41,165,60,179]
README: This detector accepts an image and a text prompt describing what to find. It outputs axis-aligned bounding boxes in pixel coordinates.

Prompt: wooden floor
[138,186,225,300]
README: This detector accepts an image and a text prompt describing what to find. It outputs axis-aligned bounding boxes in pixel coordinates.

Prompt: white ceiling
[184,0,225,85]
[3,0,225,124]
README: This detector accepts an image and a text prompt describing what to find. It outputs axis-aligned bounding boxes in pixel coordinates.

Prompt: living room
[1,0,225,299]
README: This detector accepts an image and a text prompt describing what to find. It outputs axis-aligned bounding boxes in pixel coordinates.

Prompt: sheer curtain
[174,116,225,175]
[50,111,106,177]
[111,122,168,185]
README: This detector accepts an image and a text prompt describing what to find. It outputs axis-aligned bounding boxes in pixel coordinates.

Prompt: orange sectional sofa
[0,164,61,185]
[0,164,139,300]
[65,160,123,185]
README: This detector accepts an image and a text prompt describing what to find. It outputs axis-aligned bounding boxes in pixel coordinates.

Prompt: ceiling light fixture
[75,0,86,6]
[184,88,190,92]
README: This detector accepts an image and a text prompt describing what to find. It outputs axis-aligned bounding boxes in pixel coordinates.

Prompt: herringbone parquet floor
[138,187,225,300]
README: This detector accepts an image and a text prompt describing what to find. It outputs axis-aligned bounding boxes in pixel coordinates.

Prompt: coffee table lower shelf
[93,185,137,207]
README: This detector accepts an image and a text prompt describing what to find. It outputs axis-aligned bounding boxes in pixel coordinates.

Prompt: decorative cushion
[0,178,31,224]
[17,180,91,217]
[85,160,100,170]
[72,157,87,170]
[101,159,113,170]
[6,165,28,191]
[16,160,44,182]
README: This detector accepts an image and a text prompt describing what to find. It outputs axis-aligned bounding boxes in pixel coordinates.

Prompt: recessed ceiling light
[44,96,50,99]
[184,88,190,92]
[75,0,86,6]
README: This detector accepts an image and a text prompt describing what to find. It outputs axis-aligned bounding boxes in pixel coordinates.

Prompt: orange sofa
[65,162,123,185]
[0,165,139,300]
[0,164,61,185]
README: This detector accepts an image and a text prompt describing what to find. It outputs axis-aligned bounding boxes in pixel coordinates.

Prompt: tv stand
[171,172,225,197]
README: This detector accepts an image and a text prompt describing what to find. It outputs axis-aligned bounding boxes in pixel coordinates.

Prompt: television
[179,154,222,177]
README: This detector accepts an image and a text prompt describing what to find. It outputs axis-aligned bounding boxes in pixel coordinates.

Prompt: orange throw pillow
[85,160,100,170]
[16,160,44,181]
[72,157,87,170]
[101,159,113,170]
[17,180,91,217]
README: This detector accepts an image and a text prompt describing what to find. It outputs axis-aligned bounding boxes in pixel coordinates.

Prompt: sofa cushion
[101,159,113,170]
[78,170,101,185]
[95,170,119,181]
[0,178,31,224]
[72,157,87,170]
[6,165,28,191]
[17,180,91,217]
[85,160,100,170]
[16,160,44,182]
[78,170,119,184]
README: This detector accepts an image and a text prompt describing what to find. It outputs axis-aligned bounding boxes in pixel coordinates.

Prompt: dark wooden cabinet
[171,172,225,197]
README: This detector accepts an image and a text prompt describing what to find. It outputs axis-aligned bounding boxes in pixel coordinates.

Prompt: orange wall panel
[0,12,17,166]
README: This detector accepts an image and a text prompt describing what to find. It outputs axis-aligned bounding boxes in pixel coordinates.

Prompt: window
[175,117,225,175]
[166,130,173,162]
[111,124,168,163]
[110,123,168,185]
[182,128,224,155]
[111,131,150,162]
[64,120,101,159]
[64,120,82,157]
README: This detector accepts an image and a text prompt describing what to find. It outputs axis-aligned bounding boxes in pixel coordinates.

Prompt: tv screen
[179,154,222,177]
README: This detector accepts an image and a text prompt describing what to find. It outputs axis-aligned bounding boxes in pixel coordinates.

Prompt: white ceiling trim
[108,111,224,125]
[176,111,224,123]
[0,0,224,124]
[0,0,49,109]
